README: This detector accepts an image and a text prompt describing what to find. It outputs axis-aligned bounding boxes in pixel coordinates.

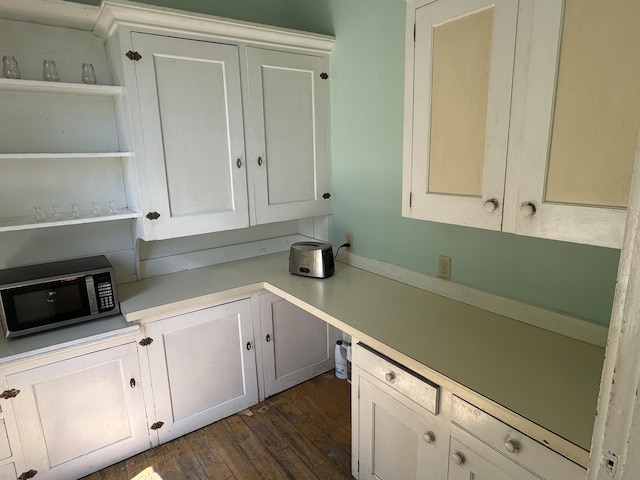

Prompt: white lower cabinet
[2,341,149,480]
[449,396,586,480]
[141,299,259,444]
[258,292,339,398]
[352,343,587,480]
[352,343,449,479]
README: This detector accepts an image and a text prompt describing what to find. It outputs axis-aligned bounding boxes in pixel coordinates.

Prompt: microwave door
[3,277,92,334]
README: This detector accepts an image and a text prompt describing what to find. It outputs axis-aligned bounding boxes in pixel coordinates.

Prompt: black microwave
[0,255,120,338]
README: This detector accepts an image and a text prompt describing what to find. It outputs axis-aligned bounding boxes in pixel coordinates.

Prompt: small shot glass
[92,201,100,216]
[108,200,117,215]
[52,204,61,219]
[71,203,80,218]
[34,206,45,221]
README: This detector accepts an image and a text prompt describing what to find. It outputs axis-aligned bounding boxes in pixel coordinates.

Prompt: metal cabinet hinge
[126,50,142,61]
[414,23,416,41]
[320,72,329,80]
[409,192,413,208]
[18,470,38,480]
[0,388,20,399]
[139,337,154,347]
[146,211,161,221]
[150,421,164,430]
[322,192,331,199]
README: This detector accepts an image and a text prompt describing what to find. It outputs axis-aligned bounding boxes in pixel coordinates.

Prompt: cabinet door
[503,0,640,248]
[356,376,448,480]
[143,299,258,443]
[6,342,148,480]
[404,0,518,229]
[258,292,338,398]
[245,48,331,224]
[131,33,249,239]
[448,435,540,480]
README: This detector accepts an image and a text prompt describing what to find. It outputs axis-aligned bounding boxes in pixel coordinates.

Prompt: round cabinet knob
[423,431,435,444]
[451,452,466,465]
[384,371,396,382]
[484,198,499,213]
[505,439,520,453]
[520,201,537,217]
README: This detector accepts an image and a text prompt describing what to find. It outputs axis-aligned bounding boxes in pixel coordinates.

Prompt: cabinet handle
[451,452,465,465]
[266,334,271,342]
[520,201,537,217]
[258,156,263,166]
[130,378,136,389]
[384,371,396,382]
[246,341,252,350]
[423,431,435,444]
[18,470,38,480]
[237,158,242,168]
[484,198,499,213]
[505,439,520,453]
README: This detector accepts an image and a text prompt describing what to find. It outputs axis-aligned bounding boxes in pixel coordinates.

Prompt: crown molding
[0,0,98,30]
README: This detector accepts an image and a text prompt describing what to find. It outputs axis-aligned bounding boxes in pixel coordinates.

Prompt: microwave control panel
[93,272,116,312]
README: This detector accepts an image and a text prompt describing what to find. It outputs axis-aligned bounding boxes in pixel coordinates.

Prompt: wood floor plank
[202,418,264,479]
[223,415,290,479]
[185,427,234,479]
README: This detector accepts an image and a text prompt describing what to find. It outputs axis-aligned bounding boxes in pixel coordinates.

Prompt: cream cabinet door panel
[258,292,337,398]
[503,0,638,248]
[144,300,258,444]
[405,0,518,230]
[132,33,249,239]
[7,343,148,480]
[246,48,331,224]
[357,376,448,480]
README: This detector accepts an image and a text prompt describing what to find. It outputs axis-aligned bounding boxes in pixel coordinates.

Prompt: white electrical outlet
[346,233,353,249]
[438,255,451,280]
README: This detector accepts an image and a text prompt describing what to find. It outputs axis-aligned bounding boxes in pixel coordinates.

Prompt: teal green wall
[71,0,620,326]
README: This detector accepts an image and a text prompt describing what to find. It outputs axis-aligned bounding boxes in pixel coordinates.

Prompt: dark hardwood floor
[82,372,353,480]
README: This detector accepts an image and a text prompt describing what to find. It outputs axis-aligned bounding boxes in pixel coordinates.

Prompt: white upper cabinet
[404,0,640,248]
[502,0,640,248]
[404,0,518,231]
[130,33,249,239]
[245,48,331,225]
[95,1,333,240]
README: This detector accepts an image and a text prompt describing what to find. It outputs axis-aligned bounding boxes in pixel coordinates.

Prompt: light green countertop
[118,251,605,465]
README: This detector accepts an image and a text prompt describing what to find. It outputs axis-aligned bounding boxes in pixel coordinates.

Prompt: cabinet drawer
[451,396,586,479]
[355,343,439,414]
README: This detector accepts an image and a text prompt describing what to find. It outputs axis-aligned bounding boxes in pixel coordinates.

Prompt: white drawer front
[355,343,440,414]
[451,396,586,479]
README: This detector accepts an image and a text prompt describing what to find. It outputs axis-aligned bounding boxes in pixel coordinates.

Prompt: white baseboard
[338,251,608,347]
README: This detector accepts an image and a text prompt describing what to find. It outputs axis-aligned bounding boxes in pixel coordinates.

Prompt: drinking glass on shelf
[71,203,80,218]
[2,56,21,79]
[81,63,97,84]
[108,200,117,214]
[34,206,45,221]
[52,204,61,220]
[92,201,100,216]
[42,60,59,82]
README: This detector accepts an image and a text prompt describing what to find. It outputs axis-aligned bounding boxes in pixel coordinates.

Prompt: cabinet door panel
[132,33,249,239]
[503,0,638,247]
[144,300,258,443]
[405,0,518,230]
[358,377,448,480]
[259,292,337,398]
[246,48,331,224]
[7,343,148,479]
